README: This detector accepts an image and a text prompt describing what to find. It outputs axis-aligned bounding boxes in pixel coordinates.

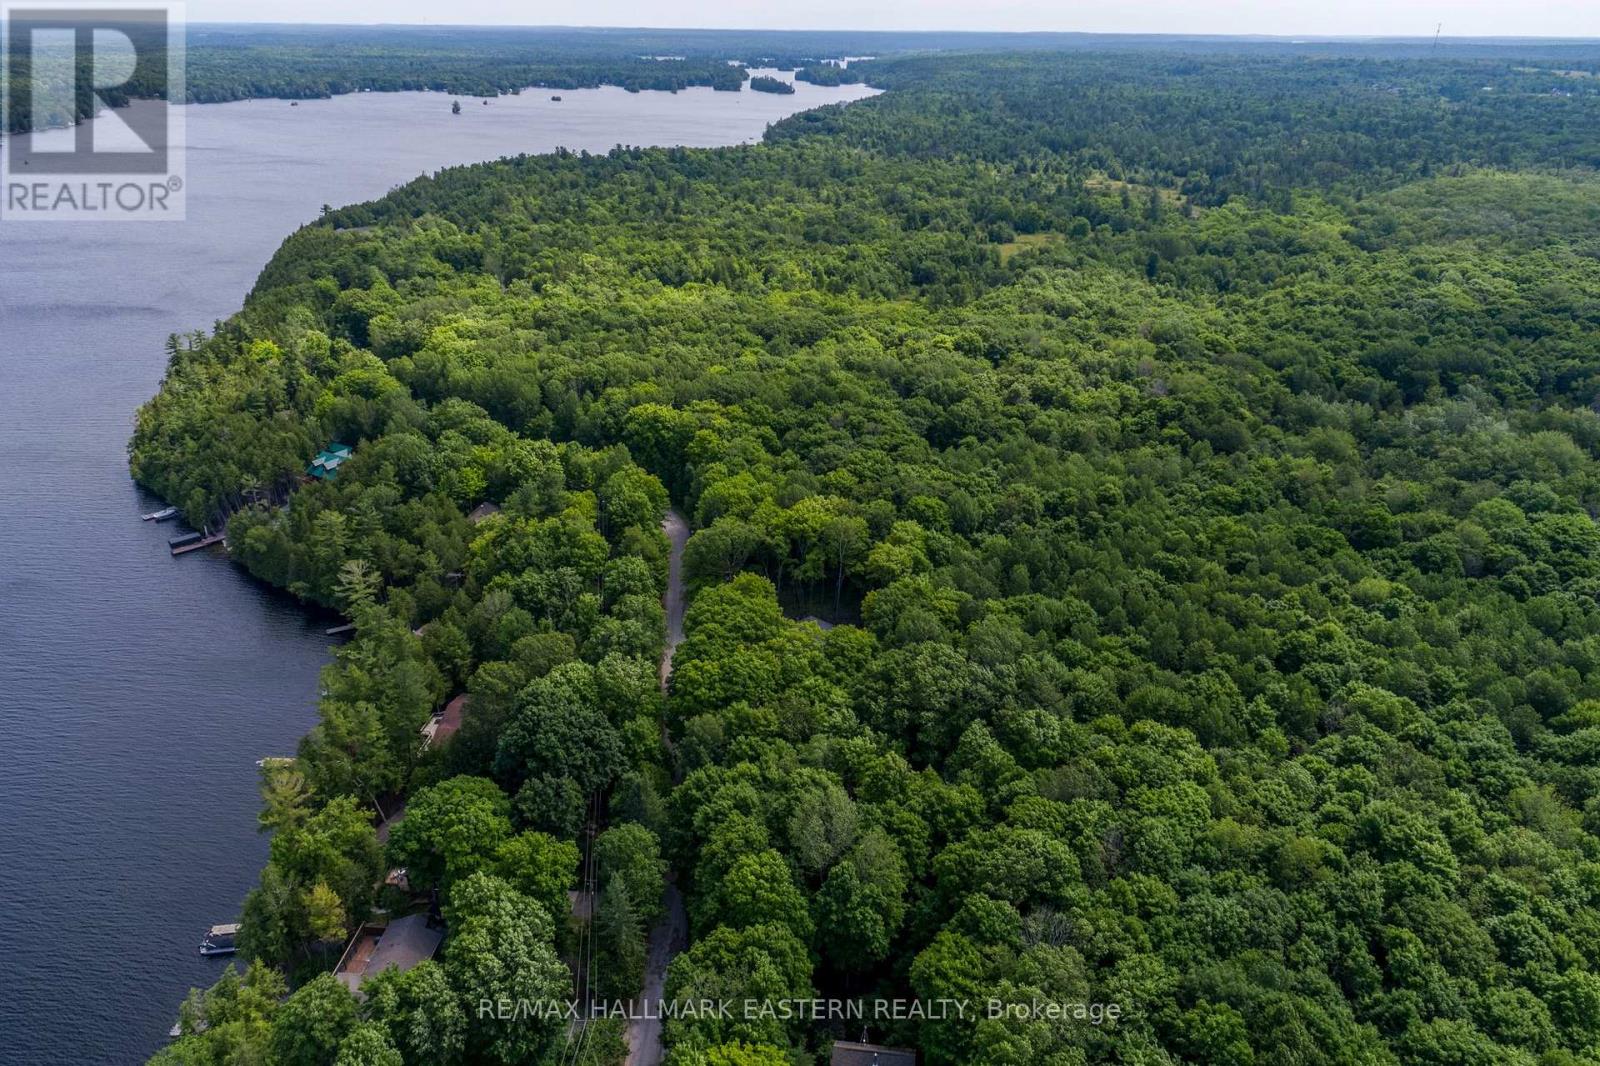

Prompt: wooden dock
[171,533,225,556]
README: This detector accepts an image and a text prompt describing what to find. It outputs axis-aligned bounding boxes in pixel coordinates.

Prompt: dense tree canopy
[144,38,1600,1066]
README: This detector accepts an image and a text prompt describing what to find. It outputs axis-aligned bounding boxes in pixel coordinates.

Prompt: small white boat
[142,506,179,522]
[199,923,240,956]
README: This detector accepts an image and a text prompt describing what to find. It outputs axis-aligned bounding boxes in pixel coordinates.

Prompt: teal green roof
[308,443,352,480]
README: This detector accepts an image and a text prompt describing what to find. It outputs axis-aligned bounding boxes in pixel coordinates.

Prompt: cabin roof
[334,914,442,991]
[421,694,469,749]
[436,694,469,743]
[467,501,502,523]
[307,444,354,479]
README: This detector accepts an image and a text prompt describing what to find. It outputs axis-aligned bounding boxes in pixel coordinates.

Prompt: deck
[171,533,225,556]
[333,913,443,992]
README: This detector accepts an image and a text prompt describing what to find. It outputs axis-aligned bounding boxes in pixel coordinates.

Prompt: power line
[573,790,600,1065]
[559,793,592,1066]
[561,789,603,1066]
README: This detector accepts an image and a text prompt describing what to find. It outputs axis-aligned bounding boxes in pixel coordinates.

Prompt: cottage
[420,694,469,749]
[333,913,442,992]
[467,501,502,524]
[307,443,354,480]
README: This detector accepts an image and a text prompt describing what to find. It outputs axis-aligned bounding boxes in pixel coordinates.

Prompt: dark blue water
[0,73,875,1065]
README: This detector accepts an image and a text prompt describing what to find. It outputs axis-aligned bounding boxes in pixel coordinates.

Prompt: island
[748,74,795,94]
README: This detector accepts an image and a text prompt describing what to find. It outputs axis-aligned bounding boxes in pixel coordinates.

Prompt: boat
[199,923,239,956]
[168,530,204,549]
[141,506,179,521]
[551,95,562,101]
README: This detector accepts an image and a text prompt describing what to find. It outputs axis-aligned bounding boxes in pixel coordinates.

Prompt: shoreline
[1,64,871,141]
[3,74,882,1065]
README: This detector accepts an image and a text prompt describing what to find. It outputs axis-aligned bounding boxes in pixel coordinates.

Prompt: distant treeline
[2,14,170,132]
[9,25,1600,135]
[795,64,867,86]
[776,50,1600,205]
[181,51,748,105]
[3,25,857,133]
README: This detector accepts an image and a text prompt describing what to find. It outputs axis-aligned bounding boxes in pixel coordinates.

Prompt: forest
[5,25,872,133]
[13,25,1600,133]
[134,40,1600,1066]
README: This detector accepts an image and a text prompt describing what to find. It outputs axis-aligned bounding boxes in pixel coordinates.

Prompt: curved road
[627,509,692,1066]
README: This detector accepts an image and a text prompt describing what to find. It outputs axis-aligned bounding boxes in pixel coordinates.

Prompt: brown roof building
[420,694,469,749]
[333,913,443,992]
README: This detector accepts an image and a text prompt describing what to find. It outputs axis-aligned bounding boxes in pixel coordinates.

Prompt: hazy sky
[185,1,1600,39]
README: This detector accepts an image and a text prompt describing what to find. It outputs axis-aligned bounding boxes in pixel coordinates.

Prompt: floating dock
[199,923,239,957]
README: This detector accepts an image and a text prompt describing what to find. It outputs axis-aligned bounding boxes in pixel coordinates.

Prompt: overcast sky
[185,1,1600,39]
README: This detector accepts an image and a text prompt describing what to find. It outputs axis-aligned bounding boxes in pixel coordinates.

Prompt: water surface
[0,71,875,1065]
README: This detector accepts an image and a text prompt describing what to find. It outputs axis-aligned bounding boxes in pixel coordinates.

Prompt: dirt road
[626,509,692,1066]
[658,509,690,691]
[624,884,688,1066]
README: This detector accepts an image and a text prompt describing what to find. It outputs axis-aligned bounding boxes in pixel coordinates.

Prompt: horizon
[178,0,1600,41]
[182,22,1600,43]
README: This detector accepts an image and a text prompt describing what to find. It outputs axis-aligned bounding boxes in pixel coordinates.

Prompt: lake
[0,71,875,1066]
